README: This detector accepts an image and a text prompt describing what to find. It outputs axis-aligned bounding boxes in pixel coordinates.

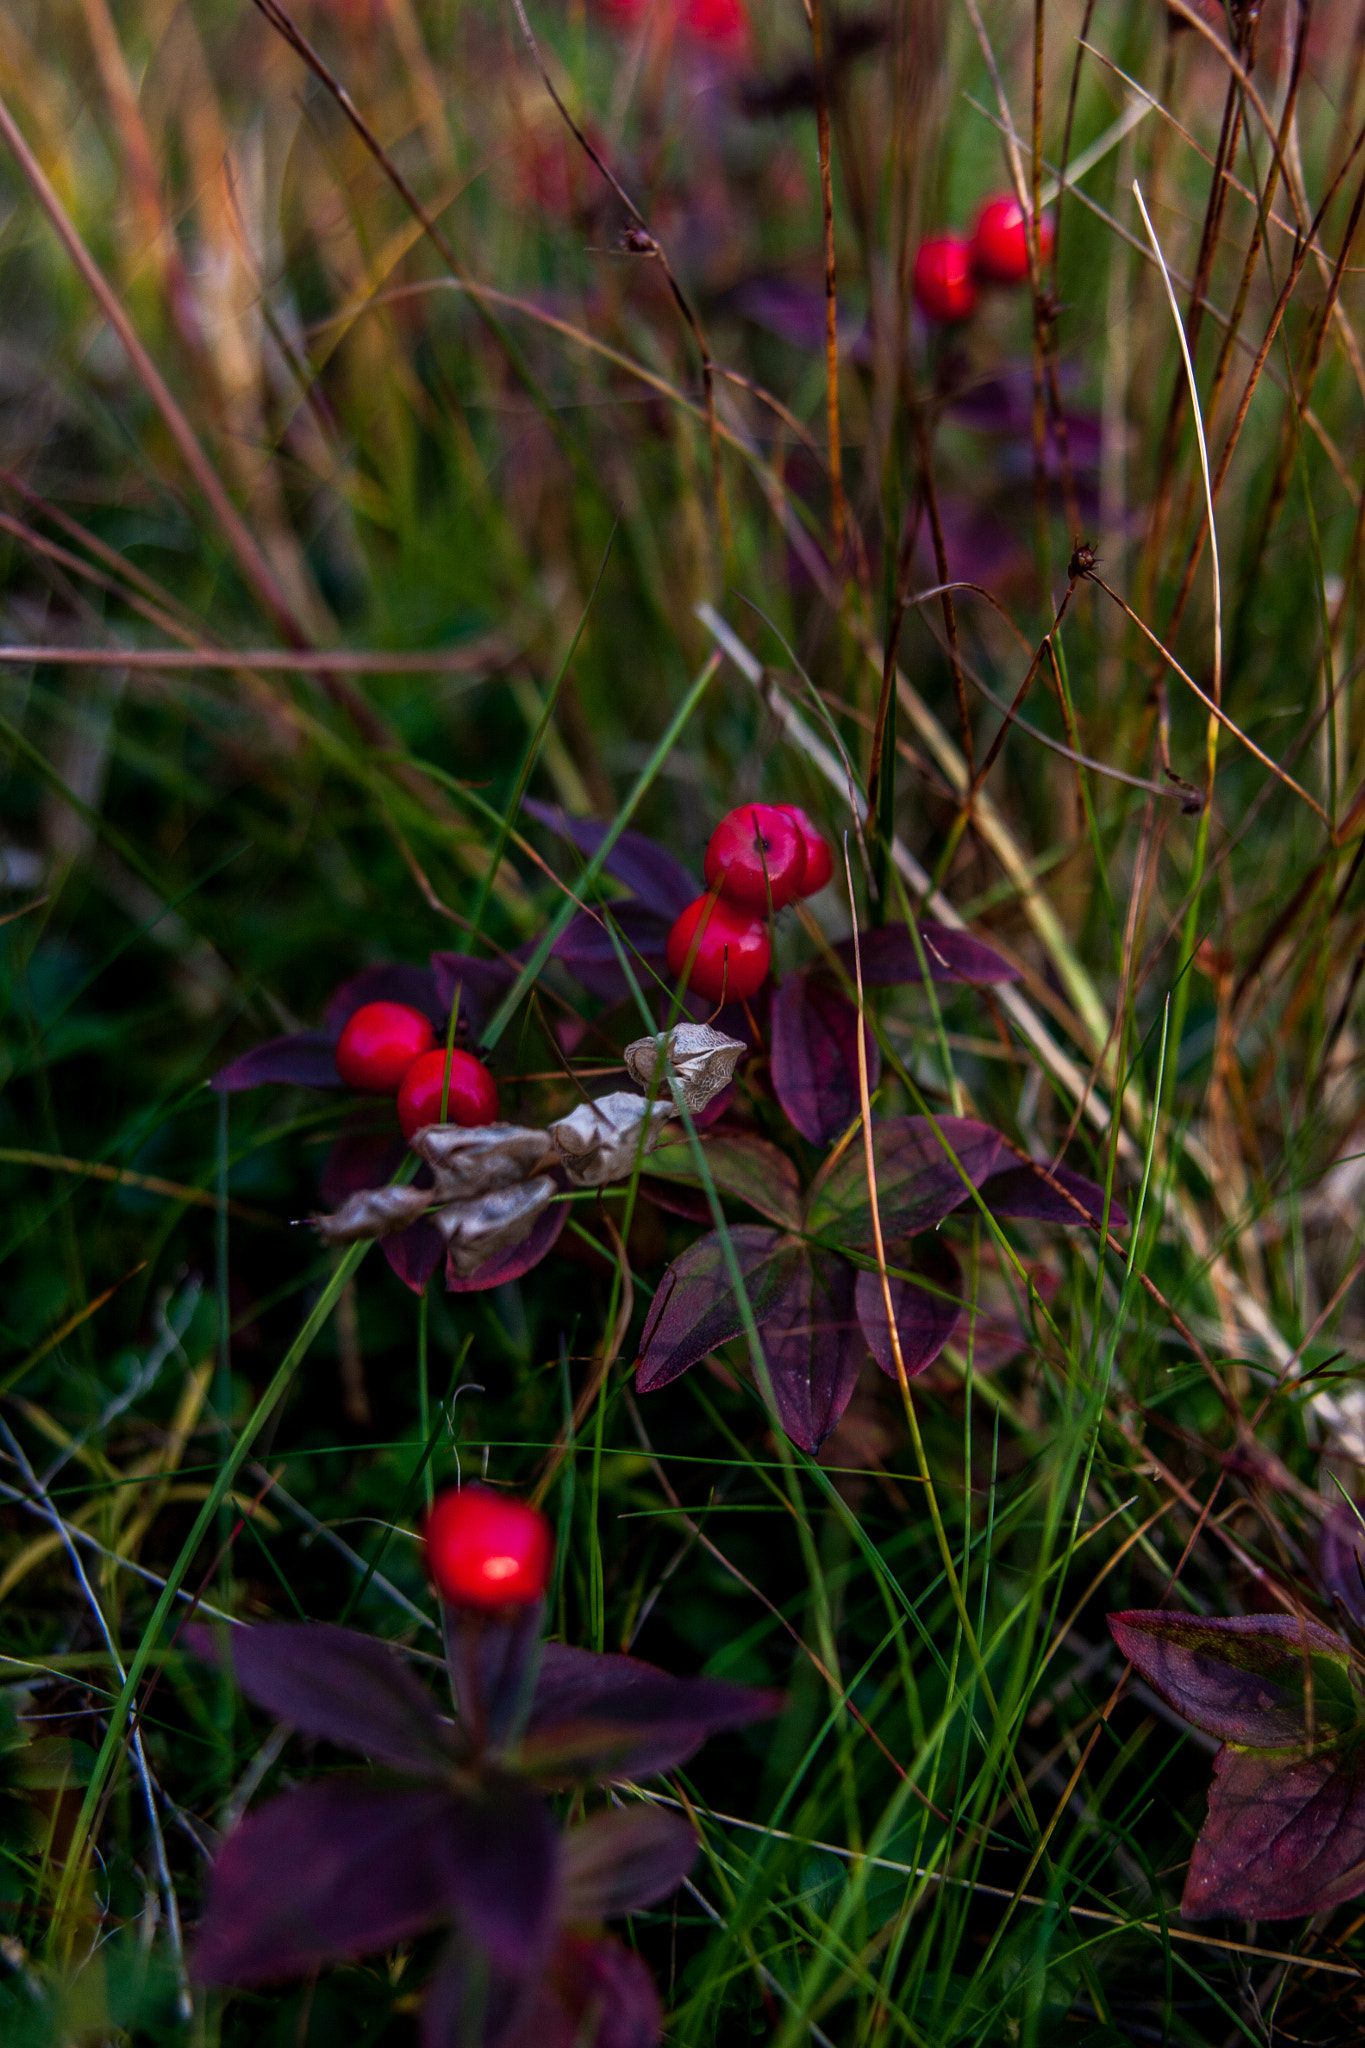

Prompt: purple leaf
[979,1162,1127,1229]
[325,963,445,1033]
[430,953,521,1039]
[855,1241,963,1382]
[1183,1738,1365,1921]
[551,904,671,1001]
[319,1130,407,1207]
[805,1115,1004,1250]
[634,1226,805,1393]
[1108,1611,1360,1747]
[757,1254,865,1453]
[524,801,698,921]
[524,1644,778,1780]
[770,971,879,1146]
[203,1622,453,1773]
[638,1176,714,1224]
[194,1779,455,1983]
[385,1218,447,1294]
[446,1605,544,1747]
[210,1031,340,1094]
[1321,1503,1365,1628]
[445,1195,568,1293]
[642,1133,803,1230]
[423,1933,662,2048]
[421,1940,528,2048]
[436,1775,560,1967]
[559,1807,699,1919]
[831,924,1019,988]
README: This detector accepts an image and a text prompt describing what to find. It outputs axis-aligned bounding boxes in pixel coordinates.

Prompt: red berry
[679,0,749,48]
[334,1002,435,1094]
[912,236,978,324]
[425,1486,553,1609]
[971,195,1053,285]
[397,1047,499,1138]
[666,894,770,1003]
[774,806,835,896]
[703,804,807,911]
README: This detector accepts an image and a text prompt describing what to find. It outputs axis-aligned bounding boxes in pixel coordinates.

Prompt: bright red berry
[912,236,978,324]
[334,1002,435,1094]
[425,1486,553,1609]
[774,806,835,896]
[666,894,771,1003]
[397,1047,499,1138]
[971,195,1054,285]
[679,0,749,48]
[703,804,807,911]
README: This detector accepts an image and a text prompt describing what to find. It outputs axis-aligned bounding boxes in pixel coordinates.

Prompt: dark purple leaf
[385,1218,447,1294]
[445,1195,568,1293]
[319,1131,406,1207]
[524,801,697,921]
[524,1644,779,1780]
[757,1254,865,1453]
[855,1241,963,1382]
[436,1775,559,1967]
[210,1031,340,1094]
[637,1176,714,1224]
[1183,1737,1365,1920]
[200,1622,453,1773]
[325,964,445,1033]
[831,924,1019,988]
[430,953,521,1039]
[634,1226,805,1393]
[422,1939,527,2048]
[194,1779,455,1983]
[423,1933,662,2048]
[551,904,672,1001]
[559,1807,699,1919]
[979,1162,1127,1229]
[805,1115,1004,1250]
[1320,1503,1365,1628]
[1108,1611,1360,1747]
[642,1133,803,1230]
[770,971,880,1146]
[446,1605,544,1747]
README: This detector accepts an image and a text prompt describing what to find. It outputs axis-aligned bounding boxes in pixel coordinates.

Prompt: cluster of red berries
[913,194,1055,326]
[425,1485,553,1609]
[665,804,834,1004]
[334,1002,499,1140]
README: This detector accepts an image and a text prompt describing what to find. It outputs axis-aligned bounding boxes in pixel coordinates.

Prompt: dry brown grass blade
[0,642,516,675]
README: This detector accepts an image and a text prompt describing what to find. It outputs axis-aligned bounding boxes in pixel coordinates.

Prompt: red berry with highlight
[971,195,1053,285]
[334,1002,436,1094]
[397,1047,499,1138]
[666,894,770,1003]
[703,804,807,911]
[425,1486,553,1609]
[912,236,978,324]
[774,806,834,896]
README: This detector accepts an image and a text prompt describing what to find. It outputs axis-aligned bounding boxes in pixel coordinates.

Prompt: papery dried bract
[559,1807,699,1920]
[623,1024,746,1114]
[1108,1610,1360,1747]
[314,1183,433,1245]
[446,1199,568,1294]
[549,1093,673,1187]
[411,1122,556,1197]
[435,1177,558,1277]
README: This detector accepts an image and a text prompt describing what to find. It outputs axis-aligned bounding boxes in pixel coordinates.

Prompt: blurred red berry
[666,894,771,1003]
[971,195,1053,284]
[334,1002,435,1094]
[425,1486,553,1609]
[704,804,807,911]
[912,236,978,324]
[397,1047,499,1138]
[774,806,835,896]
[679,0,749,48]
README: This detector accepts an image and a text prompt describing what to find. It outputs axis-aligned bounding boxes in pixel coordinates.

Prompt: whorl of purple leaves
[191,1619,776,2047]
[636,1116,1120,1452]
[1109,1609,1365,1919]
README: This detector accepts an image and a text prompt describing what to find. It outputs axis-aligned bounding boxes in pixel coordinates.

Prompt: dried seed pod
[623,1025,746,1114]
[432,1175,558,1276]
[313,1184,433,1245]
[409,1121,556,1197]
[549,1092,675,1188]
